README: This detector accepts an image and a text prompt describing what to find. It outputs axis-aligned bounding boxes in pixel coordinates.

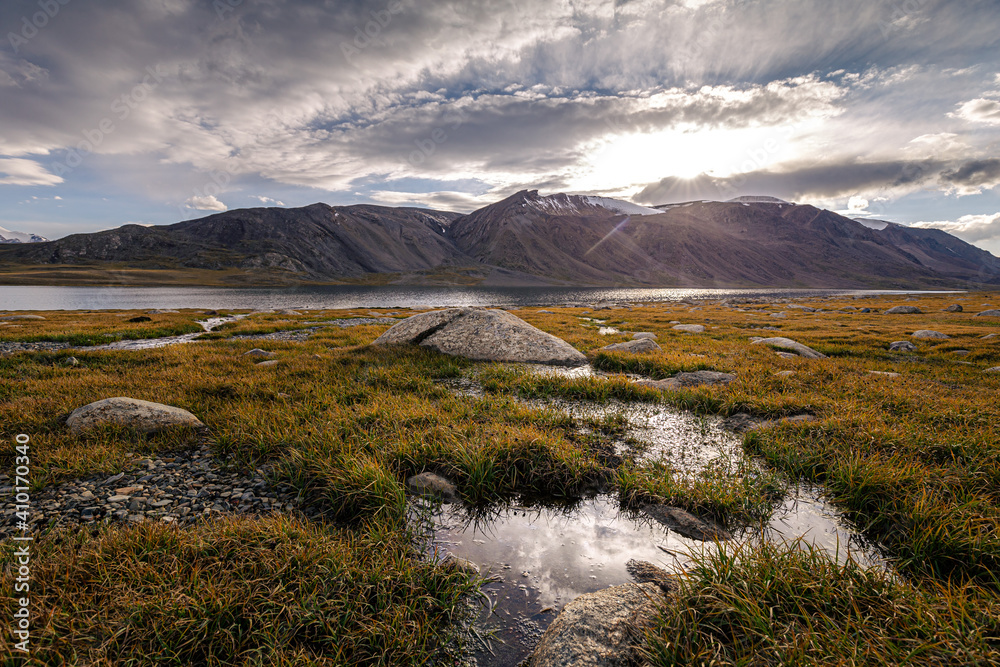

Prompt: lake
[0,285,955,311]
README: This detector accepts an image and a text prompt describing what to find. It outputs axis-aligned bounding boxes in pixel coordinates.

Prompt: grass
[1,293,1000,663]
[644,541,1000,666]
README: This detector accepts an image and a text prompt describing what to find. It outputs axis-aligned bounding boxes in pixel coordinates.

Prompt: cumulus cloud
[253,196,285,206]
[912,213,1000,254]
[184,195,227,211]
[0,158,63,186]
[950,98,1000,125]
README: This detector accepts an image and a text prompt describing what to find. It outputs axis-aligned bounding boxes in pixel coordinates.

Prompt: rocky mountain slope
[0,225,48,243]
[1,192,997,287]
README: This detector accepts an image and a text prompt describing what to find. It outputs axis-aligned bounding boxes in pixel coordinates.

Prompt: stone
[204,310,219,316]
[723,412,817,433]
[601,338,662,354]
[774,370,795,377]
[885,306,923,314]
[860,308,872,313]
[775,351,798,359]
[632,332,657,340]
[127,316,152,323]
[868,371,900,378]
[242,348,275,358]
[0,314,45,320]
[976,310,1000,317]
[637,370,735,392]
[441,555,480,576]
[641,504,732,541]
[66,397,205,434]
[944,304,964,312]
[406,472,458,502]
[625,560,676,593]
[146,309,179,314]
[889,341,916,352]
[982,333,998,339]
[526,582,663,667]
[671,324,705,333]
[63,356,80,366]
[276,309,301,315]
[538,310,555,314]
[373,308,587,367]
[912,330,950,340]
[751,337,826,359]
[256,360,280,367]
[985,367,1000,373]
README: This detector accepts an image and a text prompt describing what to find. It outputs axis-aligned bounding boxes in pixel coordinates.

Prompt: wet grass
[644,541,1000,666]
[0,310,206,346]
[2,294,1000,663]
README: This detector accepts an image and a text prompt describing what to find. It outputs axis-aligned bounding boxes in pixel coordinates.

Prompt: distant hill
[1,192,998,288]
[0,225,48,244]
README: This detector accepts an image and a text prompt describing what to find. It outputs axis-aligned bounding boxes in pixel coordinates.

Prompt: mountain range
[1,191,998,288]
[0,226,49,244]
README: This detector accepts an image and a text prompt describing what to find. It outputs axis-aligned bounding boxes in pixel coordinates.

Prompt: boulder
[373,308,587,367]
[985,367,1000,373]
[982,333,998,340]
[632,332,657,340]
[671,324,705,333]
[256,360,280,367]
[600,338,662,354]
[243,348,276,358]
[637,371,735,391]
[641,504,732,541]
[146,309,179,314]
[526,582,663,667]
[66,397,204,434]
[127,316,152,323]
[775,351,798,359]
[751,337,826,359]
[860,308,872,313]
[441,555,480,576]
[912,330,949,340]
[976,310,1000,317]
[944,304,964,312]
[276,309,301,315]
[406,472,458,502]
[889,341,916,352]
[885,306,922,314]
[626,560,676,593]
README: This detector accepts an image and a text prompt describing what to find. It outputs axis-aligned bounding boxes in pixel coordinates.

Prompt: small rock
[1,314,46,320]
[641,504,732,541]
[671,324,705,333]
[256,360,280,367]
[774,370,795,377]
[626,559,676,593]
[406,472,458,502]
[242,348,276,358]
[63,356,80,366]
[632,332,657,340]
[985,367,1000,373]
[868,371,900,378]
[981,333,998,339]
[860,308,871,313]
[751,337,826,359]
[146,309,179,314]
[600,338,661,354]
[775,351,798,359]
[107,495,131,503]
[127,316,152,323]
[944,304,963,312]
[912,330,949,340]
[889,341,916,352]
[442,555,480,576]
[885,306,923,314]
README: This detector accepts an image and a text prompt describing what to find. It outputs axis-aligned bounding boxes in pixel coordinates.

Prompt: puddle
[427,372,889,666]
[598,327,620,335]
[84,315,245,350]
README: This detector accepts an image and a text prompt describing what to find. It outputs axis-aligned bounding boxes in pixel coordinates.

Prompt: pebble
[0,445,310,539]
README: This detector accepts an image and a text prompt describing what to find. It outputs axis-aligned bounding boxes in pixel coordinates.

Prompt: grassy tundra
[2,293,999,665]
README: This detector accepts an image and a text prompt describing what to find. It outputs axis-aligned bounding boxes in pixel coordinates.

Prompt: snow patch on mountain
[523,191,662,216]
[853,218,891,231]
[0,226,49,243]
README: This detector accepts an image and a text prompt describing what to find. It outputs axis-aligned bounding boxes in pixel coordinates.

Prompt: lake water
[0,285,951,311]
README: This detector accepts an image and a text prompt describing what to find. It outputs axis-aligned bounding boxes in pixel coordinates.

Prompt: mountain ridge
[1,192,997,288]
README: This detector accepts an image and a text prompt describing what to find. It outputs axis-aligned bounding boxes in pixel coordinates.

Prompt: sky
[1,0,999,253]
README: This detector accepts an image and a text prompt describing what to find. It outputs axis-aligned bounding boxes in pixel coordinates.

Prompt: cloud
[950,98,1000,125]
[911,213,1000,250]
[184,195,227,211]
[0,158,63,186]
[253,196,285,206]
[939,159,1000,195]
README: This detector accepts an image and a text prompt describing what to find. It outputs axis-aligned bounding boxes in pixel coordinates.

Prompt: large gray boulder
[526,582,663,667]
[672,324,706,333]
[600,338,662,354]
[750,337,826,359]
[885,306,923,314]
[976,310,1000,317]
[889,341,916,352]
[372,308,586,367]
[66,397,204,434]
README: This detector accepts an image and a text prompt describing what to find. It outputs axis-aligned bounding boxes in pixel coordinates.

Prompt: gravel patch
[0,446,312,539]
